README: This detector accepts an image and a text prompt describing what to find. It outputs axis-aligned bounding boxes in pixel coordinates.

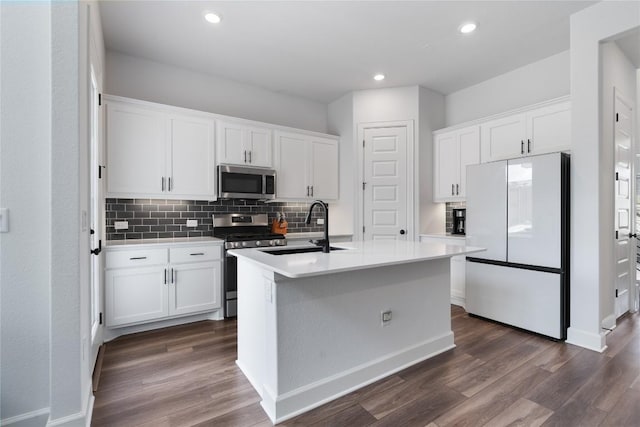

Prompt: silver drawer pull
[129,256,147,260]
[190,252,205,256]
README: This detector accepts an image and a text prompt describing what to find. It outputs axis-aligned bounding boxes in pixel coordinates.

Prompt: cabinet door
[105,266,168,327]
[170,261,222,316]
[106,102,167,197]
[169,115,216,200]
[246,126,273,167]
[480,114,526,162]
[275,132,310,198]
[217,121,246,165]
[310,137,338,200]
[434,132,459,201]
[526,102,571,155]
[457,126,480,198]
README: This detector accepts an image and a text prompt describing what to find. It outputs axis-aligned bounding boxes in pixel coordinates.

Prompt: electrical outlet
[381,310,392,326]
[317,218,325,225]
[114,221,128,230]
[186,219,198,228]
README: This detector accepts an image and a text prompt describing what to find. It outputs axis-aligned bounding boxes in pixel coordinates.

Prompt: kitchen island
[228,240,483,424]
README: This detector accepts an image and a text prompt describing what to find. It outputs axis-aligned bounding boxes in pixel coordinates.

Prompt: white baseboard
[601,313,616,331]
[450,295,466,308]
[1,407,49,427]
[566,326,607,352]
[103,309,223,342]
[46,385,94,427]
[261,332,455,424]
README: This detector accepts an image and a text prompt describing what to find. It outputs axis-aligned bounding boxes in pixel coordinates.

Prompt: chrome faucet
[305,200,330,253]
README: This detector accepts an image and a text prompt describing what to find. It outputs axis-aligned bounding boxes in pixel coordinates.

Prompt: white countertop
[105,236,224,248]
[286,232,353,240]
[419,233,466,240]
[228,240,484,278]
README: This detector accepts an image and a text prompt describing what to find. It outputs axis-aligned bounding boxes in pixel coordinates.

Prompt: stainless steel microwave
[217,165,276,200]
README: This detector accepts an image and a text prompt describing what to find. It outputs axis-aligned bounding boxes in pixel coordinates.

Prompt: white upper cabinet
[481,100,571,162]
[106,102,167,197]
[310,137,339,200]
[217,121,273,168]
[275,131,339,200]
[169,115,216,199]
[434,125,480,202]
[480,114,526,162]
[105,97,216,201]
[526,102,571,156]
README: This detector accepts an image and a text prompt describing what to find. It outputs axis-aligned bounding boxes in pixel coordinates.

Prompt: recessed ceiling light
[459,22,477,34]
[204,12,221,24]
[373,74,385,81]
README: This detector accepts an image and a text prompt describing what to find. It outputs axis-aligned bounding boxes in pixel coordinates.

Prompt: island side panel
[271,258,453,421]
[235,259,270,397]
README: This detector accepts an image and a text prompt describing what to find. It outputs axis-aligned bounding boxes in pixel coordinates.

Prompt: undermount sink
[261,246,347,256]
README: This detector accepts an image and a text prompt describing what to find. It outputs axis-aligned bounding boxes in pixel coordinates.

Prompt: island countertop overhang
[228,240,485,278]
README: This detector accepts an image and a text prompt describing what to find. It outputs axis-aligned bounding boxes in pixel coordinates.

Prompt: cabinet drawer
[170,245,222,263]
[106,248,168,269]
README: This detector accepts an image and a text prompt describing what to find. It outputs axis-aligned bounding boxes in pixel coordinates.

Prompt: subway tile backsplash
[105,198,324,240]
[445,201,466,234]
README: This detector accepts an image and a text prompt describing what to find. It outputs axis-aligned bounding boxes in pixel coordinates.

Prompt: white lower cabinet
[419,235,466,307]
[105,243,223,328]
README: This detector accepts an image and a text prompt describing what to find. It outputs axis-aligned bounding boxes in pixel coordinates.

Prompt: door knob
[399,229,406,235]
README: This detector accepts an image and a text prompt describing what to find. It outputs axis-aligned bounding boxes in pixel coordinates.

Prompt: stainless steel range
[213,213,287,317]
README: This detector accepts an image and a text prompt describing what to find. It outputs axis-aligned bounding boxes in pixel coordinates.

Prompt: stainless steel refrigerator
[465,152,569,339]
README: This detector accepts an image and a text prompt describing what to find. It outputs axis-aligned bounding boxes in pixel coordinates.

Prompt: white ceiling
[99,1,597,104]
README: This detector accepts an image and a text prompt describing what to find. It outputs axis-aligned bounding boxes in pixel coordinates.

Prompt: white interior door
[89,64,104,369]
[614,92,633,318]
[363,126,407,240]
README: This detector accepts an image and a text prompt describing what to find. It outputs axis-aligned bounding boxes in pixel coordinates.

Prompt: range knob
[241,241,248,247]
[235,242,241,248]
[269,240,275,246]
[256,241,261,246]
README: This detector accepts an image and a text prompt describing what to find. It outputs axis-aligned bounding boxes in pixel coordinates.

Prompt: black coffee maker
[452,208,466,235]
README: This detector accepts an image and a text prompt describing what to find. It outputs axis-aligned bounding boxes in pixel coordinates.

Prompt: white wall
[327,93,355,235]
[328,86,445,240]
[568,0,640,352]
[600,41,637,327]
[445,50,570,127]
[1,2,97,425]
[418,86,446,234]
[105,51,329,133]
[0,2,52,425]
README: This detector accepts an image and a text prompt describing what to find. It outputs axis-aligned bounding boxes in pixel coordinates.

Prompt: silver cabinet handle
[190,252,205,256]
[248,151,252,163]
[311,186,314,197]
[168,177,172,191]
[244,150,247,162]
[129,256,147,260]
[162,176,165,191]
[456,184,459,195]
[451,184,454,196]
[171,268,175,284]
[527,139,531,153]
[521,140,524,155]
[306,186,310,196]
[164,268,167,285]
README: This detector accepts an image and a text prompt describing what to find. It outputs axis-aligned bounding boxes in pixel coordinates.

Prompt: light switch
[0,208,8,233]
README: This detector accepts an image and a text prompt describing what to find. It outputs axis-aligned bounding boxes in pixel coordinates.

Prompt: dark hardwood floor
[92,306,640,426]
